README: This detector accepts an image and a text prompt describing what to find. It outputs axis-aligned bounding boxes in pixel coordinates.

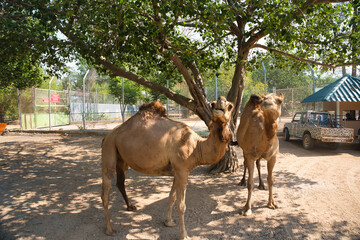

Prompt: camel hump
[139,101,167,117]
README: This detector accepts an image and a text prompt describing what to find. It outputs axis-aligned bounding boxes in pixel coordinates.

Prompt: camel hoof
[238,179,246,186]
[267,203,278,209]
[164,219,176,227]
[105,228,117,236]
[181,236,191,240]
[240,208,252,216]
[258,184,266,190]
[127,205,137,211]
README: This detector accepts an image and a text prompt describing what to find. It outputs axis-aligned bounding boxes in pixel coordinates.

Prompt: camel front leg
[164,179,177,227]
[267,156,278,209]
[174,172,190,240]
[256,159,265,190]
[241,158,254,216]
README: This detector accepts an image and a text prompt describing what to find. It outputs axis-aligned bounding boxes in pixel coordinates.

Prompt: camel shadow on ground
[109,166,322,239]
[2,134,357,239]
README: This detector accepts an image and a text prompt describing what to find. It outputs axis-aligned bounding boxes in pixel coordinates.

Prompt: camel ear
[224,103,234,121]
[227,103,233,112]
[277,93,284,104]
[250,94,262,105]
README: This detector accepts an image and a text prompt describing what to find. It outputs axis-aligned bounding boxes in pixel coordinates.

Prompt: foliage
[0,1,73,89]
[316,74,338,87]
[0,88,18,122]
[108,77,141,105]
[204,64,233,101]
[251,59,312,90]
[242,72,265,108]
[38,76,64,91]
[2,0,359,172]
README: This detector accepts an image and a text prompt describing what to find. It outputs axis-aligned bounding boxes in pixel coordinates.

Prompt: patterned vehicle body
[284,111,354,144]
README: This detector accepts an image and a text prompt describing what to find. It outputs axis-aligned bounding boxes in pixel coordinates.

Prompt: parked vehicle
[283,111,354,150]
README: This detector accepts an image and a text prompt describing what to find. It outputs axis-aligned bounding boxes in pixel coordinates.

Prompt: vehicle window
[293,113,301,122]
[308,113,317,123]
[308,113,330,125]
[301,113,306,123]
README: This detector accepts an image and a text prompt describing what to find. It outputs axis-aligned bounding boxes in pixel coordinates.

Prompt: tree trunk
[352,65,357,77]
[208,58,247,174]
[208,145,239,174]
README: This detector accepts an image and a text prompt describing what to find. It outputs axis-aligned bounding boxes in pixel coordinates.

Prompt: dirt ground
[1,132,360,240]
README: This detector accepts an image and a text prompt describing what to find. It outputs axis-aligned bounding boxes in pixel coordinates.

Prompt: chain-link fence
[1,87,193,130]
[275,85,324,117]
[1,83,331,130]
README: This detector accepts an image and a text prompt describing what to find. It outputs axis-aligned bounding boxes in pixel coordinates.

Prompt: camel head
[211,96,234,122]
[210,96,234,142]
[261,93,284,118]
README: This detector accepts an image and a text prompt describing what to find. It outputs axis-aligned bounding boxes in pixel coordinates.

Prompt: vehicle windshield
[308,113,331,126]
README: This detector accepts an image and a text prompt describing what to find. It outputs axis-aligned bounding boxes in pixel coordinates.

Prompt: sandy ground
[1,132,360,240]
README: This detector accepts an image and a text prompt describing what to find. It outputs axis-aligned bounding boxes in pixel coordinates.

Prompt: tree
[0,1,73,89]
[109,77,141,122]
[251,59,312,90]
[3,0,359,172]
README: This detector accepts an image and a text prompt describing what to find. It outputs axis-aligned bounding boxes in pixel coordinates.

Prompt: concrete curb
[8,129,110,136]
[7,129,284,137]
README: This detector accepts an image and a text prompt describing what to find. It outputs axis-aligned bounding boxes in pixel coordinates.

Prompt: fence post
[166,79,169,118]
[262,61,267,94]
[96,86,98,121]
[68,87,71,124]
[122,77,125,123]
[34,87,37,128]
[48,76,54,130]
[17,88,22,130]
[292,88,294,115]
[215,70,218,99]
[82,69,90,130]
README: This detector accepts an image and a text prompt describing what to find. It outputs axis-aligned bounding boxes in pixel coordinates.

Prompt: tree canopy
[1,0,359,124]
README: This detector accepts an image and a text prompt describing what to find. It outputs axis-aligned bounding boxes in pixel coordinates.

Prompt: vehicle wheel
[284,128,290,141]
[303,133,315,150]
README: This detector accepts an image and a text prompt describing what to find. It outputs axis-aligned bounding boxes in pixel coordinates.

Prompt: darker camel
[236,93,284,216]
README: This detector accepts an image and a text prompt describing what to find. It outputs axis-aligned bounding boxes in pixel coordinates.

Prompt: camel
[239,159,265,190]
[101,97,233,240]
[236,93,284,216]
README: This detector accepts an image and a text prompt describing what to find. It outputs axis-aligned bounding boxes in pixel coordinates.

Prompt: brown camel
[236,93,284,216]
[101,97,233,239]
[239,159,265,190]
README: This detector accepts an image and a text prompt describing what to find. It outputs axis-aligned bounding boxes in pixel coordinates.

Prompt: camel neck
[263,112,278,140]
[196,121,229,166]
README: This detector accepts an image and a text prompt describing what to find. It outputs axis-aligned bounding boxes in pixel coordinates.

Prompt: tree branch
[170,54,212,124]
[252,44,337,68]
[99,56,197,112]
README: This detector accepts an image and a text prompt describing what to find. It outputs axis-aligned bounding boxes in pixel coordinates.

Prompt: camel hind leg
[256,159,265,190]
[239,159,247,186]
[116,159,136,211]
[164,179,177,227]
[101,142,117,235]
